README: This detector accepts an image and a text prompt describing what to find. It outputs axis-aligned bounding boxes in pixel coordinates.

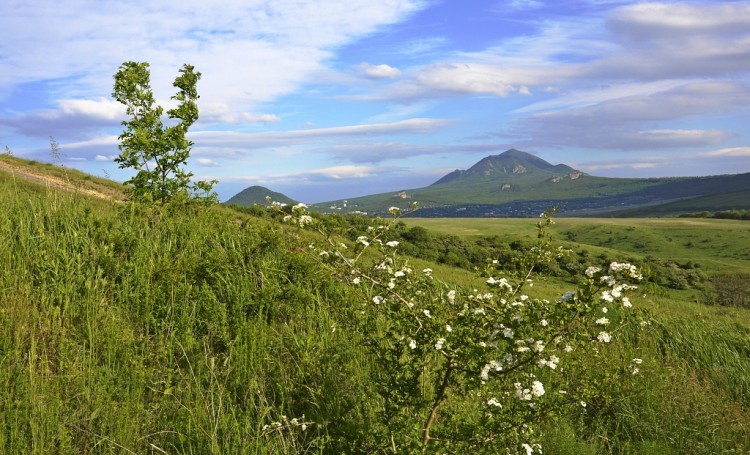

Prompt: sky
[1,0,750,203]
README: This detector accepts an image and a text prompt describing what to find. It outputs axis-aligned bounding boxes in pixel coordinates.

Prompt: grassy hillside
[302,150,750,216]
[2,159,749,453]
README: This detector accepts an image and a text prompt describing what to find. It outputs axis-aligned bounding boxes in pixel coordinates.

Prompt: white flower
[292,202,308,211]
[503,327,514,339]
[531,381,545,397]
[385,240,400,248]
[422,268,433,275]
[423,309,432,318]
[580,401,587,407]
[602,307,608,313]
[600,291,614,303]
[356,236,369,247]
[434,338,446,350]
[585,266,601,278]
[597,331,612,343]
[632,358,643,364]
[372,296,383,305]
[447,290,456,304]
[595,317,609,325]
[622,297,632,308]
[445,324,452,333]
[540,319,548,327]
[408,339,417,349]
[487,397,502,408]
[352,277,361,285]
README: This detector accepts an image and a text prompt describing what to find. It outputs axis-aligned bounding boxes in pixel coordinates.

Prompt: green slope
[308,149,750,216]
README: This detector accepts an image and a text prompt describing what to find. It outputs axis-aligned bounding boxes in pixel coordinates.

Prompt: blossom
[408,339,417,349]
[385,240,399,248]
[597,331,612,343]
[356,236,369,247]
[538,355,559,370]
[531,381,545,397]
[447,290,456,304]
[585,266,601,278]
[352,277,360,285]
[434,338,446,350]
[423,309,432,318]
[595,317,609,325]
[372,296,383,305]
[445,324,452,333]
[487,397,502,408]
[622,297,632,308]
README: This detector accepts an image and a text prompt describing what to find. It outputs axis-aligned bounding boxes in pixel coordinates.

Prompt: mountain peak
[225,185,298,206]
[432,149,580,185]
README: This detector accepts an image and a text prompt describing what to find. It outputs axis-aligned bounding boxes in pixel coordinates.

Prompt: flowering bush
[270,203,644,454]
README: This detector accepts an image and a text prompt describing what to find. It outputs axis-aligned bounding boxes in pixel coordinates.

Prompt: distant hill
[433,149,580,185]
[308,149,750,217]
[225,186,297,207]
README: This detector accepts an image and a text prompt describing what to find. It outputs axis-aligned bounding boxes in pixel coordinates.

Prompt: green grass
[401,217,750,275]
[2,161,750,453]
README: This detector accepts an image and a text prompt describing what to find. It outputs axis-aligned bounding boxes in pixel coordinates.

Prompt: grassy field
[400,217,750,275]
[2,160,750,453]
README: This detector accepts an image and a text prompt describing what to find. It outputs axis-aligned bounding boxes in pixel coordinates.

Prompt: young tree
[112,61,216,204]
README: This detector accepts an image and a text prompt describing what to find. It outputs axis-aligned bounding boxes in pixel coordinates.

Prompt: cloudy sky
[2,1,749,202]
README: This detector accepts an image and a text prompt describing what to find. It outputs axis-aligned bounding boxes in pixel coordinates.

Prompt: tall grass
[2,172,749,453]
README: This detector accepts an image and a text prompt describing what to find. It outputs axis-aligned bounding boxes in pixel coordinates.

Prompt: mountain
[433,149,580,185]
[307,149,750,217]
[225,186,297,206]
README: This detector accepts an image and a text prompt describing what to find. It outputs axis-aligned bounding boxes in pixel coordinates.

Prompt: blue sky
[1,0,749,203]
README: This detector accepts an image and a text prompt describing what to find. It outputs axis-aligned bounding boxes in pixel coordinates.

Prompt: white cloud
[197,158,220,167]
[222,164,378,184]
[591,2,750,80]
[700,147,750,157]
[0,0,425,114]
[307,165,376,179]
[57,98,124,120]
[513,82,749,150]
[356,63,401,79]
[191,118,452,151]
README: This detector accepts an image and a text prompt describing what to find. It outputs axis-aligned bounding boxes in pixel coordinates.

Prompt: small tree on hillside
[112,61,216,204]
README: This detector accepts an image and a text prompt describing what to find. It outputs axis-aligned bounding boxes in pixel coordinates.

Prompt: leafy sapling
[112,61,217,204]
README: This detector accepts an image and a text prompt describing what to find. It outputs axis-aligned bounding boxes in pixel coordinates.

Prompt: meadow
[1,160,750,453]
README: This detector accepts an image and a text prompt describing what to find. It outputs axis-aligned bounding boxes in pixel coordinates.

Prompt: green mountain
[225,185,297,206]
[309,149,750,217]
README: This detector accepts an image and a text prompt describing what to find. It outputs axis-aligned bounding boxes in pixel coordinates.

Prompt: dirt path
[0,159,121,201]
